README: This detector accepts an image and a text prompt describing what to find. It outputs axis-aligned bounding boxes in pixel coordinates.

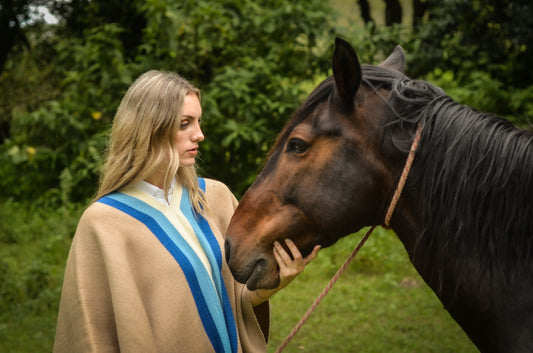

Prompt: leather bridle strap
[384,122,423,226]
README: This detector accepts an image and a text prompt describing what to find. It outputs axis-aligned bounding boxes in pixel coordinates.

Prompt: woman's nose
[193,125,204,142]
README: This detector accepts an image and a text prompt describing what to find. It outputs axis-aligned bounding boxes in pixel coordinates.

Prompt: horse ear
[332,37,362,111]
[379,45,406,73]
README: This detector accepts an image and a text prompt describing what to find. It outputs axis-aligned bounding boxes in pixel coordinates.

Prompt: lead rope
[274,122,422,353]
[273,225,375,353]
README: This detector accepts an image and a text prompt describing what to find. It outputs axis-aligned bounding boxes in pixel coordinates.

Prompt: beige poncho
[54,178,269,353]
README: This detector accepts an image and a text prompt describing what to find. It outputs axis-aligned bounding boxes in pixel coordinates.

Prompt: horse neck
[387,99,533,349]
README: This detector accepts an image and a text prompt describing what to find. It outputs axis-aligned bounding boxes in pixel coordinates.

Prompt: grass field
[267,228,478,353]
[0,202,77,352]
[0,202,480,352]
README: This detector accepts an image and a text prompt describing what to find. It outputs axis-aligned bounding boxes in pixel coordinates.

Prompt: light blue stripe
[101,193,233,353]
[196,178,238,352]
[180,188,225,300]
[180,187,239,352]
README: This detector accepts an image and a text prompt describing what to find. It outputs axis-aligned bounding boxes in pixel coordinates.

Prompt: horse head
[225,38,413,290]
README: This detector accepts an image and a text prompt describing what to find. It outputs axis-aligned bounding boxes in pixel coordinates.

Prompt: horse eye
[287,138,309,154]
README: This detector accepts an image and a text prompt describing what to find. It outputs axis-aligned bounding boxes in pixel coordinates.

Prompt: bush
[425,68,533,126]
[139,0,334,195]
[0,23,130,205]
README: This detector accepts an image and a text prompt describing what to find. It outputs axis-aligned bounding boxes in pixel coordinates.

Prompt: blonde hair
[94,70,207,214]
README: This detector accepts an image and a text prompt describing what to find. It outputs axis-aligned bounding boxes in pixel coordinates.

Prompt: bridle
[384,122,423,226]
[274,121,423,353]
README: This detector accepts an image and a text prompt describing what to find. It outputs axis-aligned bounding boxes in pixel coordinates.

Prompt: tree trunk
[413,0,430,28]
[357,0,374,25]
[384,0,402,26]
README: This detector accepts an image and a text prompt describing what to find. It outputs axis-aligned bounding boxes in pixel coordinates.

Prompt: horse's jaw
[225,189,326,290]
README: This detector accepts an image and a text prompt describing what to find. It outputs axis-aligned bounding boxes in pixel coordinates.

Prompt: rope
[274,122,422,353]
[384,122,423,226]
[273,226,375,353]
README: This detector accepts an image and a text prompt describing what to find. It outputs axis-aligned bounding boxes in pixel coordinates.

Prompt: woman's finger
[272,244,283,264]
[303,245,321,265]
[273,241,291,266]
[284,239,303,262]
[272,240,322,291]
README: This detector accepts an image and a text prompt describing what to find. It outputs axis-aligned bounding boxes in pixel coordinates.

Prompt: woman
[53,70,320,353]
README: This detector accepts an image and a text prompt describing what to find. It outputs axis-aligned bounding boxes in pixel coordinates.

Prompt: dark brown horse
[224,38,533,352]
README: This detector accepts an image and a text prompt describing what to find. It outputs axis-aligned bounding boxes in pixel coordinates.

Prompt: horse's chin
[246,268,280,291]
[229,253,280,291]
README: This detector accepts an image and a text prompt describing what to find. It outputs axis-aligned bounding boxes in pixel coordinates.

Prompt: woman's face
[176,94,204,167]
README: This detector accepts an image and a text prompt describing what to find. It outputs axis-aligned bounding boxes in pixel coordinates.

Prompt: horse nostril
[224,238,231,264]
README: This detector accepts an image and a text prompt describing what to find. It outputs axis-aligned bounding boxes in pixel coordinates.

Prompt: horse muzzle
[224,236,280,291]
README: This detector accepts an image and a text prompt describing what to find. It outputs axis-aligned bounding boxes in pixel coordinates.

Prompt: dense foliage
[1,0,333,204]
[412,0,533,122]
[1,0,532,206]
[414,0,533,87]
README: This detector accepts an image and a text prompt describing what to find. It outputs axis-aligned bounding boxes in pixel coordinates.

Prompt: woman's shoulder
[80,200,112,221]
[202,178,230,193]
[78,199,137,232]
[201,178,238,232]
[202,178,237,206]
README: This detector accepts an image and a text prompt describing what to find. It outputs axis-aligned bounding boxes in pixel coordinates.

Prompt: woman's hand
[273,239,321,290]
[251,239,320,306]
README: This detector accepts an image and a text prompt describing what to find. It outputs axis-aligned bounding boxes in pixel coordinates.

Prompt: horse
[224,37,533,352]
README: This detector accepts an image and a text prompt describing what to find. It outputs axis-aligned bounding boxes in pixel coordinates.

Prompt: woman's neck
[144,171,165,189]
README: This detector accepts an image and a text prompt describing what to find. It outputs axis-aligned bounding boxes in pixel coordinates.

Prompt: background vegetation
[0,0,531,351]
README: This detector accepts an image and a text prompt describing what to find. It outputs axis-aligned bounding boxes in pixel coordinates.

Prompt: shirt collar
[137,179,176,206]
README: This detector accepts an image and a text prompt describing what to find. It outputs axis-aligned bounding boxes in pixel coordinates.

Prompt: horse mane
[264,64,533,289]
[371,65,533,290]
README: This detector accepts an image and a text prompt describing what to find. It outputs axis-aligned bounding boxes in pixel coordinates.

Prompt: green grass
[0,202,479,353]
[267,228,478,352]
[0,200,78,353]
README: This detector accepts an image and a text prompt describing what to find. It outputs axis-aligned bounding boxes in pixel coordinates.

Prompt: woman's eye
[180,120,190,128]
[287,138,309,154]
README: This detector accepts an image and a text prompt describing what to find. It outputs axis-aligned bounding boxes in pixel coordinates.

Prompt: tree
[355,0,404,26]
[50,0,146,59]
[384,0,402,25]
[414,0,533,88]
[0,0,31,72]
[139,0,334,194]
[0,0,334,204]
[412,0,429,28]
[357,0,373,25]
